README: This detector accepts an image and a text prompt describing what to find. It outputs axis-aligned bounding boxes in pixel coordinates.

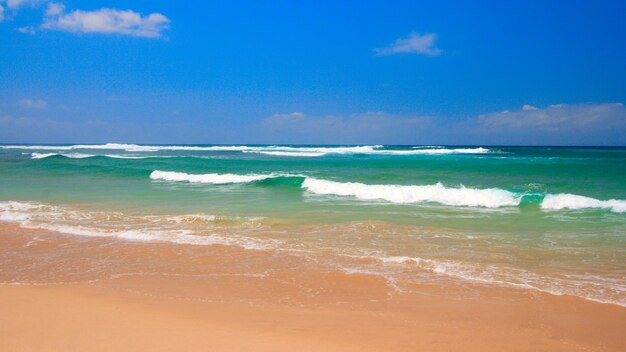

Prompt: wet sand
[1,223,625,351]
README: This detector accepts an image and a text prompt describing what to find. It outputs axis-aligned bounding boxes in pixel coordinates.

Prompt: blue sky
[1,0,625,145]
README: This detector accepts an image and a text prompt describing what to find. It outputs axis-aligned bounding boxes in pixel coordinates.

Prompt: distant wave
[149,170,287,184]
[542,194,626,213]
[4,143,494,157]
[31,152,94,159]
[406,147,490,155]
[243,150,328,157]
[31,152,166,160]
[302,178,521,208]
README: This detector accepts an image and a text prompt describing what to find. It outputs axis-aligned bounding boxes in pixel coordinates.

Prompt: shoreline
[1,224,625,351]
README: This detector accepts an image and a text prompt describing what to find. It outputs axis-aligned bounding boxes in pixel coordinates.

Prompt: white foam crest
[243,150,327,157]
[104,154,152,159]
[542,194,626,213]
[31,153,95,159]
[31,152,58,159]
[7,144,494,156]
[399,147,491,155]
[150,170,285,184]
[3,144,382,153]
[302,178,521,208]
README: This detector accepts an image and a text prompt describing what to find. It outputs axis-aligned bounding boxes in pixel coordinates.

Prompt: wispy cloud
[478,103,625,130]
[41,3,170,38]
[16,25,35,34]
[259,103,626,145]
[18,98,48,109]
[374,32,441,56]
[473,103,626,145]
[4,0,43,9]
[0,4,4,22]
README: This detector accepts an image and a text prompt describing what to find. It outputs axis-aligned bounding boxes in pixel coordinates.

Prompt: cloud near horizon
[261,111,434,144]
[474,103,626,145]
[41,2,170,38]
[18,98,47,109]
[374,32,441,56]
[262,103,626,145]
[1,103,624,145]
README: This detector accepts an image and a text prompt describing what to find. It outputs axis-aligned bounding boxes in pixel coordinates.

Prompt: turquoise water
[1,144,625,305]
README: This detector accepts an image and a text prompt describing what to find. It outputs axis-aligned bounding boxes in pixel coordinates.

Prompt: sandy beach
[1,223,625,352]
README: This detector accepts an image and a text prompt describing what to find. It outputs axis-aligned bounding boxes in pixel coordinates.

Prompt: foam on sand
[0,201,276,250]
[301,178,521,208]
[373,254,626,307]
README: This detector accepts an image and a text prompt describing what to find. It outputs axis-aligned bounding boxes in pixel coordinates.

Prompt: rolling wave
[149,170,288,184]
[148,170,626,212]
[302,178,521,208]
[31,152,94,159]
[542,194,626,213]
[150,171,521,208]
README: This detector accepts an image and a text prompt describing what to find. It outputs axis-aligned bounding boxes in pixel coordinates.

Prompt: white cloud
[16,25,36,34]
[42,5,170,38]
[374,32,441,56]
[5,0,26,9]
[18,98,48,109]
[478,103,625,130]
[473,103,626,145]
[0,5,4,22]
[260,103,626,145]
[45,2,63,16]
[3,0,44,9]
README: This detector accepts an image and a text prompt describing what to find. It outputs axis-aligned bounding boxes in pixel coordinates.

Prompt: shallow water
[0,144,625,305]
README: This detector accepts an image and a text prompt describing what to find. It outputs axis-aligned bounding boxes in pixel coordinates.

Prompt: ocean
[0,144,625,306]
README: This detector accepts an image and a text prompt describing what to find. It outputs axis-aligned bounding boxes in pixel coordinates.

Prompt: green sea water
[1,144,625,305]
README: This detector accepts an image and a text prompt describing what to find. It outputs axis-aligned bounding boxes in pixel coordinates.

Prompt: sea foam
[0,201,276,250]
[31,152,94,159]
[149,170,281,184]
[542,194,626,213]
[301,178,521,208]
[4,144,493,157]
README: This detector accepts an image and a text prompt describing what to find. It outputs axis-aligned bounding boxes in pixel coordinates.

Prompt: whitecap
[301,178,521,208]
[542,194,626,213]
[149,170,282,184]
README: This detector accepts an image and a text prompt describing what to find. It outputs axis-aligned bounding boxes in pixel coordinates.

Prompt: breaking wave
[541,194,626,213]
[31,152,94,159]
[149,170,287,184]
[4,144,494,157]
[302,178,521,208]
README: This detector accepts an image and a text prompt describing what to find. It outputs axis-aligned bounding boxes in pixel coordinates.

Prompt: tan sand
[1,223,625,351]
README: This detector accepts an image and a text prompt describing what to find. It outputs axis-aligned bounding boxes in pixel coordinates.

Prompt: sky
[1,0,625,145]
